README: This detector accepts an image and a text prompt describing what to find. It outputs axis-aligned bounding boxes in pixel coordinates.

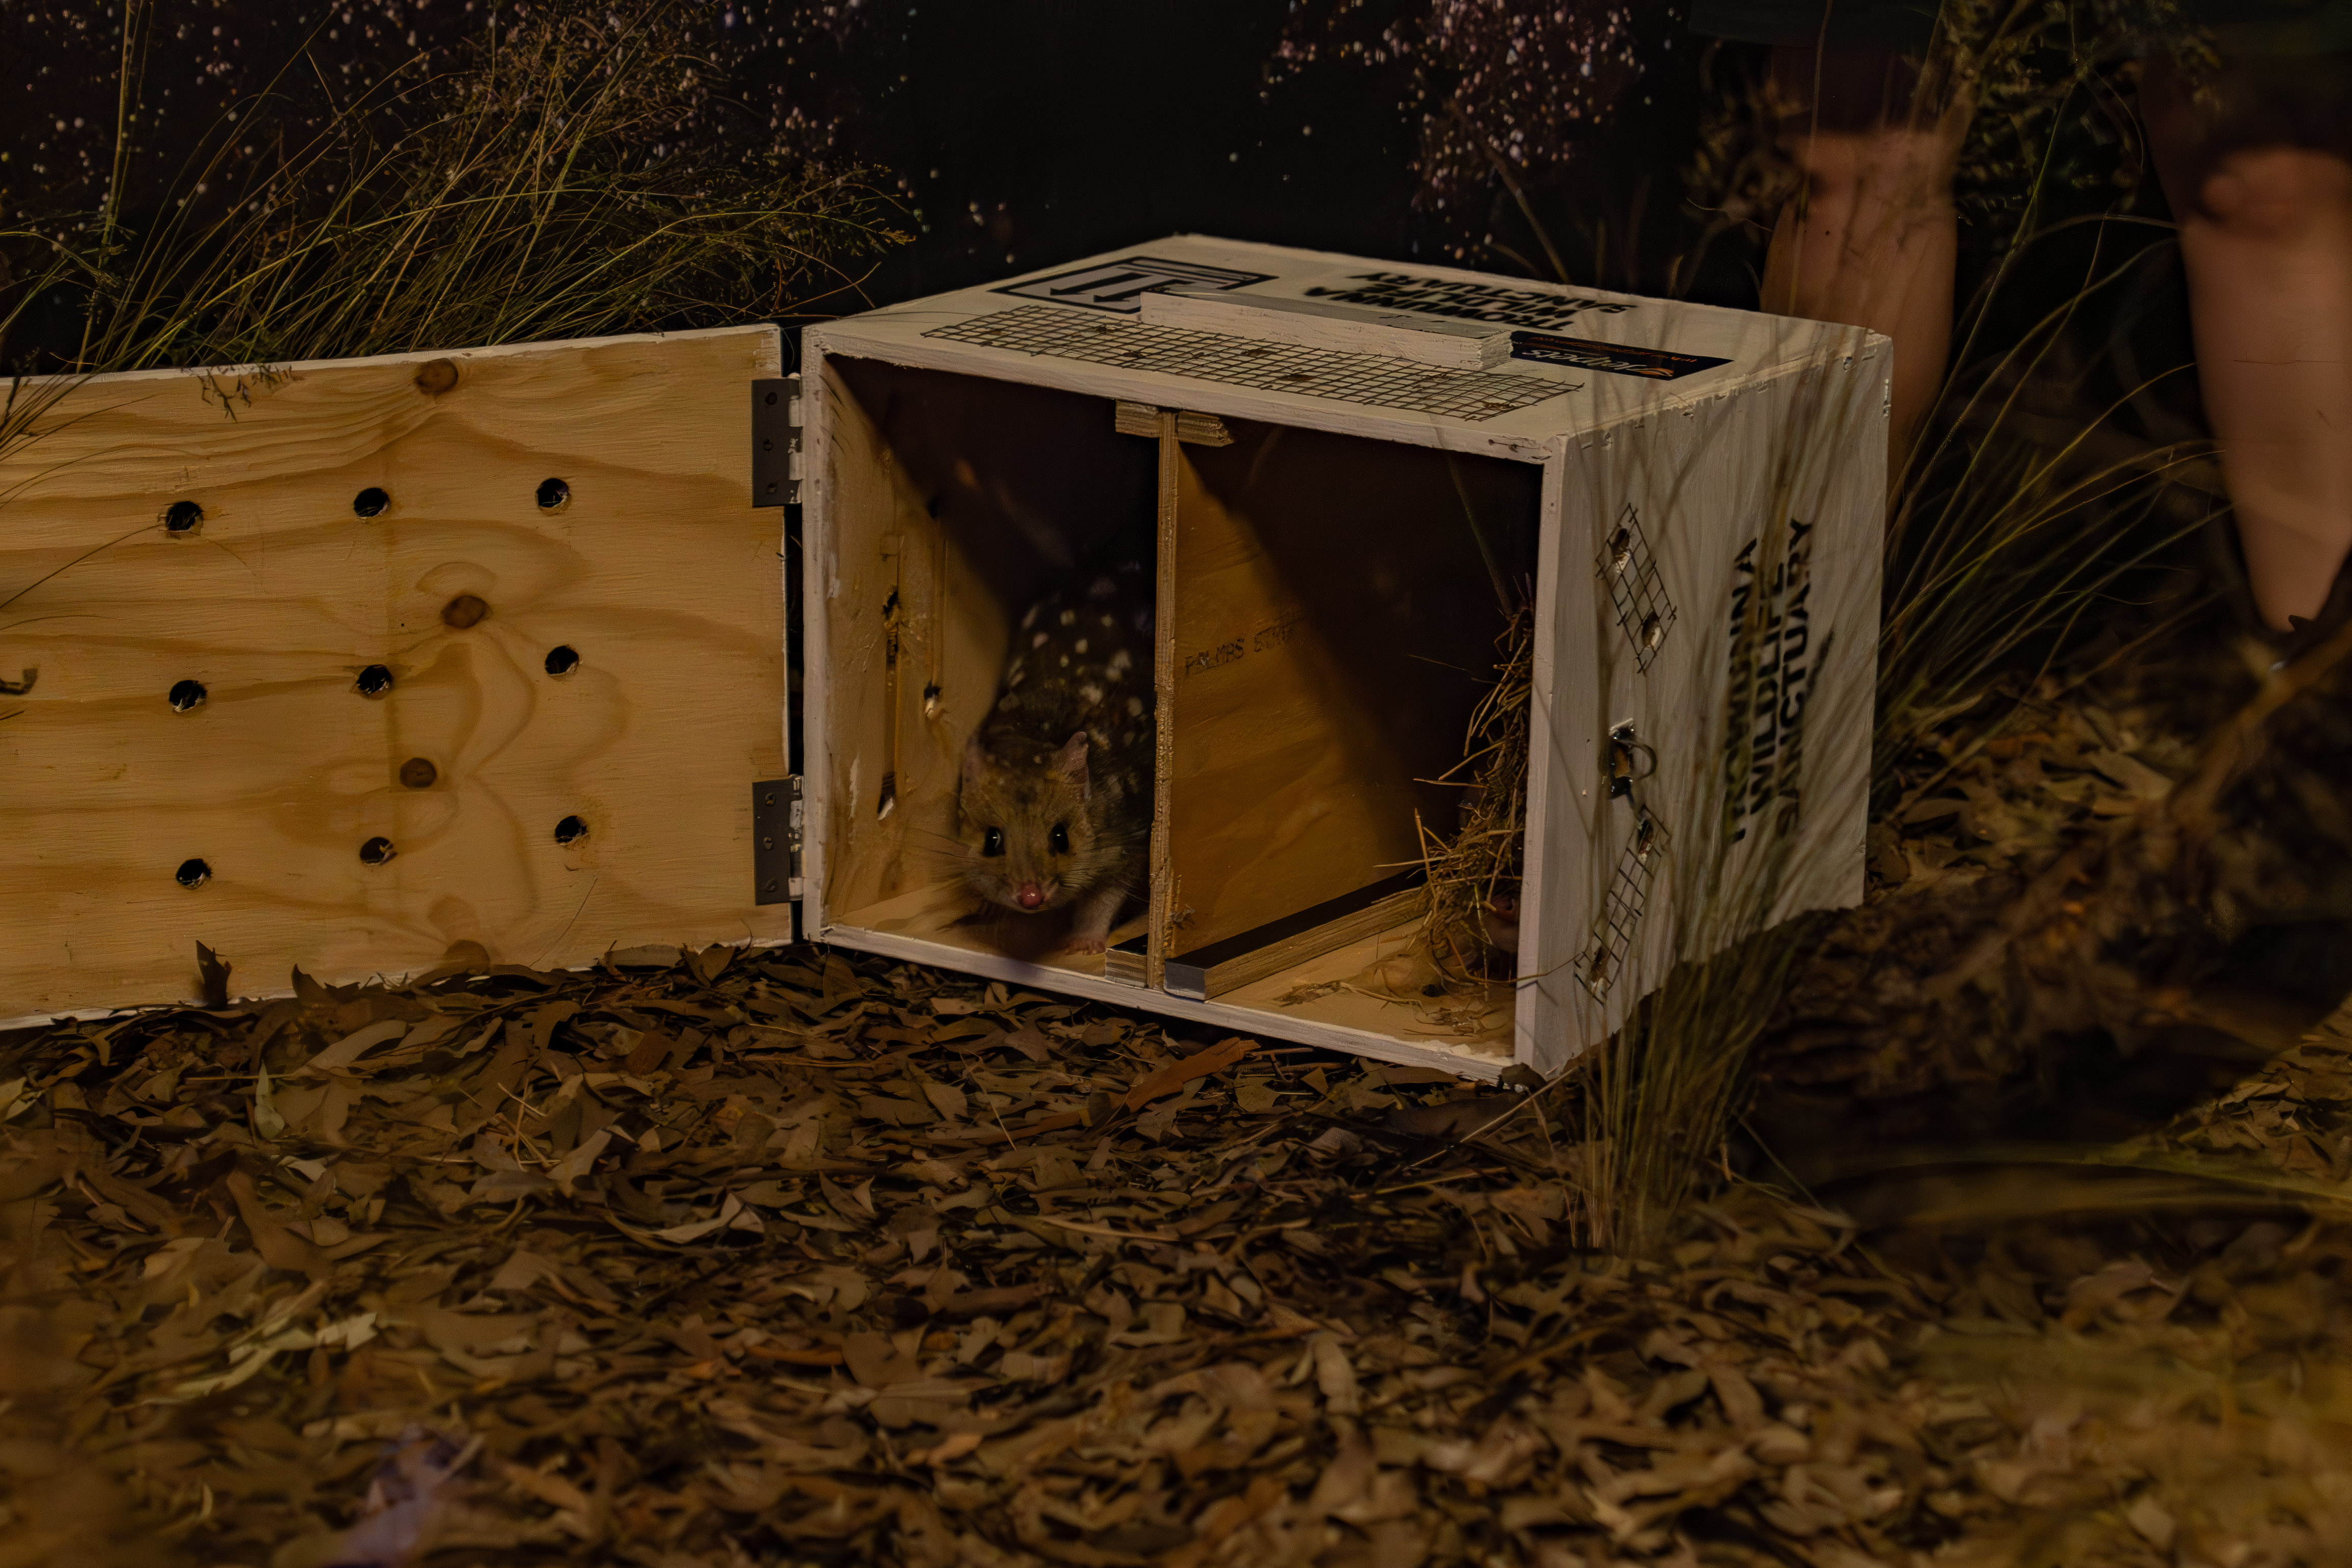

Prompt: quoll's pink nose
[1017,882,1046,910]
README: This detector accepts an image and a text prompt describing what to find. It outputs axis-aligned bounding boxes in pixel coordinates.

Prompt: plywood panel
[1165,422,1538,955]
[823,919,1513,1081]
[810,233,1857,465]
[1211,918,1513,1058]
[810,357,964,921]
[0,327,785,1015]
[813,358,1159,940]
[1520,338,1886,1073]
[828,879,1148,979]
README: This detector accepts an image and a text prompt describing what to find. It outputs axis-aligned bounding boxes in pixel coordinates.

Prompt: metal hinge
[753,374,802,507]
[752,776,803,904]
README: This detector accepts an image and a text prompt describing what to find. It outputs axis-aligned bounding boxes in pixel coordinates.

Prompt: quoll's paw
[1064,935,1109,955]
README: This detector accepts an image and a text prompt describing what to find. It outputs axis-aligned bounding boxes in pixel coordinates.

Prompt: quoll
[953,561,1155,952]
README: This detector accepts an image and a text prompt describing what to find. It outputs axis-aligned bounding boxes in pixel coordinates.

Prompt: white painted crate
[802,235,1886,1081]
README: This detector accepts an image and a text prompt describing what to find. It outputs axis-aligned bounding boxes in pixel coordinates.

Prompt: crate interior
[1162,420,1539,1056]
[819,358,1159,972]
[819,355,1541,1057]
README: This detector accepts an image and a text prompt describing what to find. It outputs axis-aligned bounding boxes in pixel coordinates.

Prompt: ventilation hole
[354,664,395,697]
[359,836,396,866]
[1635,818,1657,857]
[168,679,208,713]
[1641,615,1663,651]
[163,500,204,535]
[1608,529,1633,575]
[543,645,580,677]
[413,358,459,396]
[353,487,390,518]
[176,857,212,889]
[536,477,570,510]
[398,756,437,789]
[553,815,589,846]
[441,594,489,629]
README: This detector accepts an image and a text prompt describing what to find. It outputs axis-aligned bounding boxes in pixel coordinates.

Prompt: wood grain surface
[0,327,786,1016]
[811,356,1158,938]
[1165,422,1537,957]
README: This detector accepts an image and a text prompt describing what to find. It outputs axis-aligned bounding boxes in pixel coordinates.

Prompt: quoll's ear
[1055,731,1090,789]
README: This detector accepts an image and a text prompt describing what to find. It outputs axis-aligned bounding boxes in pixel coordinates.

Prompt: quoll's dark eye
[982,827,1005,857]
[1049,822,1070,854]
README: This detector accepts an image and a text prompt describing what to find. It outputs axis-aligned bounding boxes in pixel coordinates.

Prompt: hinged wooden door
[0,326,790,1018]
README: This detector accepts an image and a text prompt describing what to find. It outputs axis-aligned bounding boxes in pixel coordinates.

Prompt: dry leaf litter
[2,916,2349,1566]
[10,621,2352,1567]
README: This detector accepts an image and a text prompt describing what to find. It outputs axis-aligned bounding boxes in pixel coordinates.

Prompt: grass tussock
[1414,603,1533,994]
[1383,3,2260,1262]
[1875,226,2220,777]
[2,1,902,412]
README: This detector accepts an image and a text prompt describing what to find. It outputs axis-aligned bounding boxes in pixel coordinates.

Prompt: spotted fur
[954,562,1155,952]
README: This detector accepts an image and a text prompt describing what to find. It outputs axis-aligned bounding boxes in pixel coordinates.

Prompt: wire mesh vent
[923,306,1570,423]
[1582,813,1668,999]
[1597,503,1675,671]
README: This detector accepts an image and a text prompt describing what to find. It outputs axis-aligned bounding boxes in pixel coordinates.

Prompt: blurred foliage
[1,0,903,382]
[1271,0,1672,258]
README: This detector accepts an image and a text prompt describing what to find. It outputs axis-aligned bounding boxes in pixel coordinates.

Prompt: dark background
[1,2,1741,337]
[782,2,1434,306]
[816,2,1760,319]
[2,2,2189,452]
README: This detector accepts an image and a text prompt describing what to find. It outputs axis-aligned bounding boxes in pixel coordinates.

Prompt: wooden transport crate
[0,235,1883,1083]
[801,236,1885,1080]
